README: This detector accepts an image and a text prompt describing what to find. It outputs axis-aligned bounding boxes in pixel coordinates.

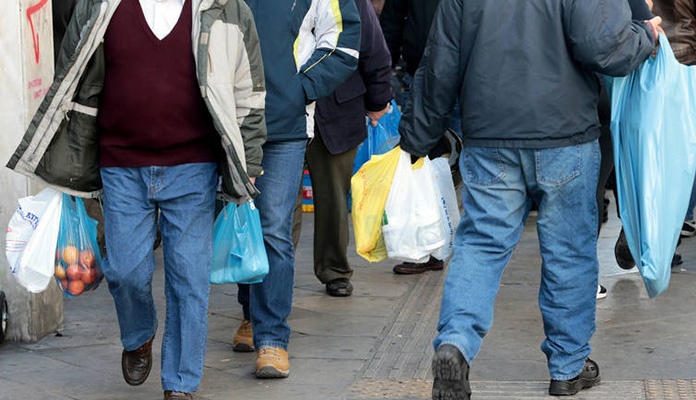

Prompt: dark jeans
[597,83,619,234]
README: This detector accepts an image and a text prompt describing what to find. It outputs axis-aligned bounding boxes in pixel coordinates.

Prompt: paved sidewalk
[1,200,696,399]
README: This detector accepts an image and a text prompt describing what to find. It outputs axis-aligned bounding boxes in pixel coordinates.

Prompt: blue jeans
[238,140,307,349]
[100,163,217,393]
[434,141,600,381]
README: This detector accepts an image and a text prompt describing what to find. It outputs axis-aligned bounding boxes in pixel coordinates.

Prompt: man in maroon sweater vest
[98,2,264,399]
[11,0,268,398]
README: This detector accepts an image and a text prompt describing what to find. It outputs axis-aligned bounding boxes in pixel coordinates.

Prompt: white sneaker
[596,284,607,300]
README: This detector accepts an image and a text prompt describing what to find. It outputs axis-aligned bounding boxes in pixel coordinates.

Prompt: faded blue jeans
[434,140,600,381]
[100,163,217,393]
[238,139,307,350]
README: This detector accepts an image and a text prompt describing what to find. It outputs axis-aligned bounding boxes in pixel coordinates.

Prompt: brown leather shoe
[393,256,444,275]
[164,391,193,399]
[122,336,154,386]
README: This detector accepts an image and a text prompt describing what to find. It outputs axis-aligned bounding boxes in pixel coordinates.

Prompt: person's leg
[249,140,307,351]
[432,146,530,399]
[596,100,613,234]
[528,141,600,382]
[595,88,613,298]
[681,174,696,236]
[291,177,304,249]
[434,146,530,361]
[305,132,356,285]
[100,167,159,352]
[155,163,217,393]
[686,174,696,221]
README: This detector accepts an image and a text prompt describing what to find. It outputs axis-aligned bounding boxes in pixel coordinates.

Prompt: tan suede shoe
[232,319,254,352]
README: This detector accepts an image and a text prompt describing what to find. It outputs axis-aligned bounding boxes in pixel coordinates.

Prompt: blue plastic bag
[211,200,269,284]
[609,34,696,298]
[55,195,104,297]
[353,99,401,175]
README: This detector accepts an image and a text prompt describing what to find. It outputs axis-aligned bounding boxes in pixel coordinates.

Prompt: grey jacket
[399,0,656,155]
[7,0,266,203]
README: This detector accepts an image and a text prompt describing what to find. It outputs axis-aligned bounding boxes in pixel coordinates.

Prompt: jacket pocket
[334,73,366,104]
[36,102,101,193]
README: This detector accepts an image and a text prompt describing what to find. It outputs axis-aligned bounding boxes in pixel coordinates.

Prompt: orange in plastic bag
[54,195,104,297]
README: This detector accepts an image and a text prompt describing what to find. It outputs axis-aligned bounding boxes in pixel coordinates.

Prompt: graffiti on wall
[26,0,49,64]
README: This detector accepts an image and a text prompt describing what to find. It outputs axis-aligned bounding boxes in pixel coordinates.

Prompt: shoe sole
[232,342,255,352]
[393,266,444,275]
[326,291,353,297]
[256,366,290,379]
[432,346,471,400]
[549,375,601,396]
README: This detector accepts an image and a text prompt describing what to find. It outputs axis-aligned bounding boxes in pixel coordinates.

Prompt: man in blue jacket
[397,1,661,398]
[292,0,393,297]
[237,0,361,379]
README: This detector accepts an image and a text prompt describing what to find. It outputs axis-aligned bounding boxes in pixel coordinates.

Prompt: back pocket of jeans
[535,145,581,186]
[461,147,505,186]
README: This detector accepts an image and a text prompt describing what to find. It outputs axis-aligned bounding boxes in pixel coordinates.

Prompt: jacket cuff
[299,75,314,104]
[247,164,263,178]
[365,99,392,113]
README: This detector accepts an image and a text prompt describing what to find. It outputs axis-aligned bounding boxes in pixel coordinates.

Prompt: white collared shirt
[138,0,185,40]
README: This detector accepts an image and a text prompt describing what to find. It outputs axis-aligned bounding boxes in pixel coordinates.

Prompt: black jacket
[379,0,439,75]
[314,0,393,154]
[399,0,656,155]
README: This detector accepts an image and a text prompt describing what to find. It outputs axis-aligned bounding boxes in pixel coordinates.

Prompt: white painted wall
[1,0,64,342]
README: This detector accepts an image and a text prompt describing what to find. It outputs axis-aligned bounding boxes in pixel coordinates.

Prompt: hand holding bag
[609,34,696,297]
[382,151,447,263]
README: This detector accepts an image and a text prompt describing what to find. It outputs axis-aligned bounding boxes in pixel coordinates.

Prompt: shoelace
[259,347,282,359]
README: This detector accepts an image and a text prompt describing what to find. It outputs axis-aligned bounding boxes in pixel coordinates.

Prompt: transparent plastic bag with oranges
[54,195,104,297]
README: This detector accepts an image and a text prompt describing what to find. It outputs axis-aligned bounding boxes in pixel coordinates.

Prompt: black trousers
[292,131,357,283]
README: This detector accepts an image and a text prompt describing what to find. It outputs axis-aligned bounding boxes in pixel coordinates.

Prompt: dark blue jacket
[245,0,361,142]
[399,0,657,155]
[314,0,394,154]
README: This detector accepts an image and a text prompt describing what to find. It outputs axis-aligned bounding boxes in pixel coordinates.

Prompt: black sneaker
[549,358,601,396]
[393,256,444,275]
[614,229,635,270]
[432,345,471,400]
[672,253,683,268]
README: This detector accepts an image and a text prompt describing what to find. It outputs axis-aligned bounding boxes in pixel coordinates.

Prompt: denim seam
[256,341,289,351]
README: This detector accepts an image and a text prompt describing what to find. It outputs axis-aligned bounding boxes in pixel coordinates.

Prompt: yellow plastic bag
[351,146,401,262]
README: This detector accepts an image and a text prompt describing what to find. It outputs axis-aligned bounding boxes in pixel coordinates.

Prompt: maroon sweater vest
[97,0,218,167]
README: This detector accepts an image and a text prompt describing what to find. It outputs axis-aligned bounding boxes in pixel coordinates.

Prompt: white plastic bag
[430,157,460,261]
[383,151,446,262]
[5,188,63,293]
